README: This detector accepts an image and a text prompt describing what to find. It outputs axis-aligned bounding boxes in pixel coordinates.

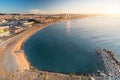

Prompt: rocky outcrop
[95,48,120,80]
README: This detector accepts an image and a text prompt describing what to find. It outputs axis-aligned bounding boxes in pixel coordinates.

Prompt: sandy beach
[0,23,52,79]
[1,20,120,80]
[0,21,79,80]
[0,21,96,80]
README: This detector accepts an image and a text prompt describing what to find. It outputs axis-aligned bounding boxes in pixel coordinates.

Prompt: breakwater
[95,48,120,80]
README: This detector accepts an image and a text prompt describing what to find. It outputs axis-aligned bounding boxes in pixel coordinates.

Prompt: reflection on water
[66,20,71,34]
[24,16,120,74]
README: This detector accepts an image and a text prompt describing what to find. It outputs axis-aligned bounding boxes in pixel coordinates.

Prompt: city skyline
[0,0,120,14]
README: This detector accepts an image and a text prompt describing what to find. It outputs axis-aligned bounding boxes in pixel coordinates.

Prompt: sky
[0,0,120,14]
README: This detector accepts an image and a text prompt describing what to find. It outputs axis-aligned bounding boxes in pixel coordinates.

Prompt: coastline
[1,19,120,80]
[0,21,57,79]
[95,48,120,80]
[12,22,57,72]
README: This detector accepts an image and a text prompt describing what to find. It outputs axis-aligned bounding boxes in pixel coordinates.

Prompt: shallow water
[24,16,120,74]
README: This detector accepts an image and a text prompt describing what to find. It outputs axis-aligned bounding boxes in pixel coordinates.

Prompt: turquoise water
[24,16,120,74]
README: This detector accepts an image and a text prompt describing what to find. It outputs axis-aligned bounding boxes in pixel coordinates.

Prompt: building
[9,25,24,35]
[0,26,10,37]
[0,26,9,33]
[23,21,34,27]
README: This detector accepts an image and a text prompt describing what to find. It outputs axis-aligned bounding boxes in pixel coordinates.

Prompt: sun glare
[105,6,120,15]
[108,9,120,15]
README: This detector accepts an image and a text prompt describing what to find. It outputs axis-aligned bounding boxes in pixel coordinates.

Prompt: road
[0,24,40,49]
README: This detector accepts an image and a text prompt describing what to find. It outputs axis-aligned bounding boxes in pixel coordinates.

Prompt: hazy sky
[0,0,120,14]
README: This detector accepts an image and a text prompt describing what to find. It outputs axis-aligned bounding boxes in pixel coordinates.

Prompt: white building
[0,26,10,37]
[0,31,10,37]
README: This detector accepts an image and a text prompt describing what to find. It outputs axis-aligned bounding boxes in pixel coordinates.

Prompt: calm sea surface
[24,16,120,74]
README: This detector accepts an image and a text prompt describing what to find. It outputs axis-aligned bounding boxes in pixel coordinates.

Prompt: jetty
[95,48,120,80]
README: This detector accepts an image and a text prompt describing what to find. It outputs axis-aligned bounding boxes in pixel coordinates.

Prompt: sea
[23,16,120,74]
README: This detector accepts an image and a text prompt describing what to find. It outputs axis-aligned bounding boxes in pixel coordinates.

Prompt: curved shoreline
[0,21,58,79]
[20,23,120,80]
[1,19,120,80]
[16,22,57,71]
